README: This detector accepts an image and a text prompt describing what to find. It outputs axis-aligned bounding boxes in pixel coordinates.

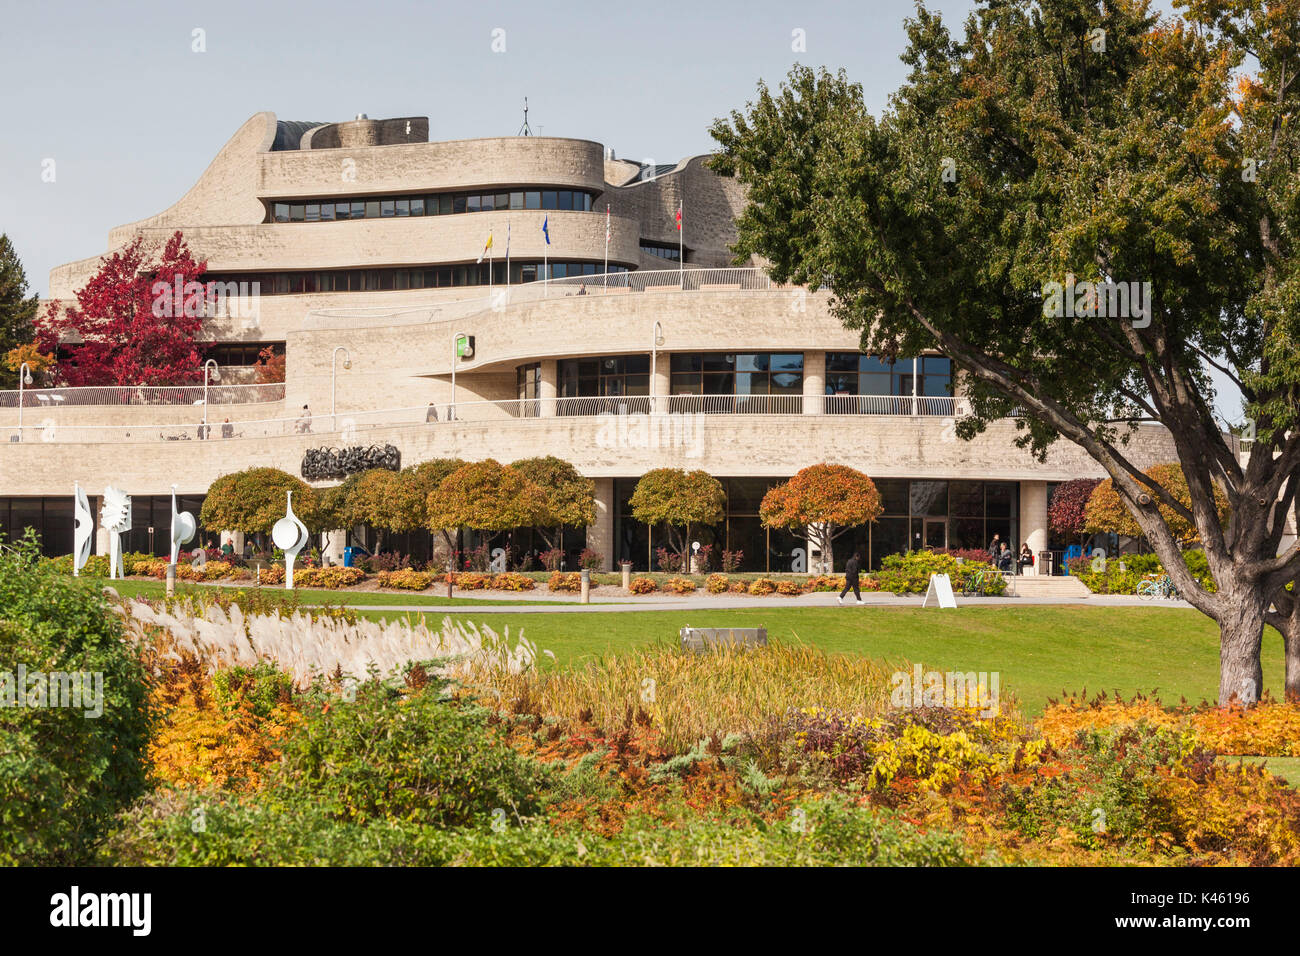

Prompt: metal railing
[4,393,979,444]
[824,394,966,416]
[304,268,783,329]
[0,381,286,408]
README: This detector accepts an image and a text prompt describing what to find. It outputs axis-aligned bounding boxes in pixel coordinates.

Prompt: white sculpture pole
[168,485,197,595]
[73,483,93,577]
[272,489,310,590]
[100,487,133,580]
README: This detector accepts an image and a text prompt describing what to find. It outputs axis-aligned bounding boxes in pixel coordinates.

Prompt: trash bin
[343,546,354,568]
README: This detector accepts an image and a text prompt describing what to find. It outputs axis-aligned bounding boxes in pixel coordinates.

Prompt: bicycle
[1137,574,1179,600]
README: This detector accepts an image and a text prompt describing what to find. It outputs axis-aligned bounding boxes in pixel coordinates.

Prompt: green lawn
[1221,756,1300,786]
[361,604,1285,717]
[105,579,584,607]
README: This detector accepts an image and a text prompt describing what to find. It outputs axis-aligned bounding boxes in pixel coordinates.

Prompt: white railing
[3,393,979,444]
[304,268,781,329]
[0,381,286,408]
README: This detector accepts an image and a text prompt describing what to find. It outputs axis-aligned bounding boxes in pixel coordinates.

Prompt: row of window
[641,241,682,261]
[205,262,629,295]
[207,342,284,366]
[544,353,954,400]
[269,189,599,223]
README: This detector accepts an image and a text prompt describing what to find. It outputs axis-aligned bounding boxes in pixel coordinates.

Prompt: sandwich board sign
[922,573,957,609]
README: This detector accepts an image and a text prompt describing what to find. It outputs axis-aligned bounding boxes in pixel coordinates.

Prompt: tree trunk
[1285,622,1300,703]
[1217,580,1268,705]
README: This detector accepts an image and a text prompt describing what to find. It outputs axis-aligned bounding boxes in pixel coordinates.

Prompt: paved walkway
[322,591,1196,614]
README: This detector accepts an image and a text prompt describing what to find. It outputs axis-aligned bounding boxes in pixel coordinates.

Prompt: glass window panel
[876,480,909,515]
[703,353,735,372]
[771,353,803,372]
[525,191,541,209]
[671,378,702,395]
[351,201,365,219]
[771,372,802,393]
[452,195,466,214]
[671,354,702,373]
[521,263,536,283]
[380,200,395,217]
[910,481,948,516]
[542,190,557,209]
[860,374,891,395]
[495,193,509,210]
[624,375,649,395]
[305,204,320,222]
[860,356,892,374]
[510,191,524,209]
[288,273,304,294]
[289,204,305,222]
[826,352,859,372]
[558,190,573,210]
[826,373,857,395]
[467,195,480,213]
[702,372,734,394]
[735,372,767,395]
[949,481,985,516]
[735,353,766,373]
[273,203,289,222]
[319,203,334,221]
[365,200,381,218]
[440,195,453,214]
[302,273,316,293]
[986,482,1014,518]
[583,263,597,275]
[395,199,409,216]
[409,197,424,216]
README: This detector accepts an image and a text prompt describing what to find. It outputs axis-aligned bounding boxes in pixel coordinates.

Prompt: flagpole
[506,220,511,291]
[604,204,610,291]
[678,198,684,289]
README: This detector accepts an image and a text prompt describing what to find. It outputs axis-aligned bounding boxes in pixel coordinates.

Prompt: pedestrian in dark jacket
[839,553,863,605]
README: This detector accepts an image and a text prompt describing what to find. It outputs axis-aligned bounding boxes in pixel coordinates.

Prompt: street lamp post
[649,321,665,415]
[16,362,32,442]
[202,359,220,439]
[331,346,352,431]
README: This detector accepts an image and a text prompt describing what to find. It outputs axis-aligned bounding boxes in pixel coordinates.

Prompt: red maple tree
[36,231,209,386]
[1047,478,1102,546]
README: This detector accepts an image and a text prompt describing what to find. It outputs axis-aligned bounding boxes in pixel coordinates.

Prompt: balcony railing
[0,382,286,408]
[3,393,973,444]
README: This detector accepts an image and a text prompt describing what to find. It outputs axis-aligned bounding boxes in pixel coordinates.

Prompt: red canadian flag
[676,204,682,230]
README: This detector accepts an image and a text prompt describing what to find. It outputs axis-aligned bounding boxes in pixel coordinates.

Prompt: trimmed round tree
[200,467,322,539]
[330,468,424,554]
[1085,463,1231,549]
[425,459,547,596]
[510,455,596,551]
[628,468,726,568]
[1047,478,1102,549]
[759,464,883,574]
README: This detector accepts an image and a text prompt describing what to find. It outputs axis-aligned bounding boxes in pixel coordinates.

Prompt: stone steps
[1001,574,1094,599]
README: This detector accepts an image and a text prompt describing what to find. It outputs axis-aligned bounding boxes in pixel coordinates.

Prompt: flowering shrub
[720,550,744,573]
[705,574,730,594]
[547,571,594,592]
[628,576,658,595]
[933,547,993,564]
[362,551,411,574]
[291,566,366,589]
[871,552,1005,595]
[490,572,536,592]
[377,569,435,591]
[578,548,604,571]
[663,576,697,594]
[258,565,285,585]
[803,574,846,592]
[748,577,778,596]
[455,572,490,590]
[538,549,564,571]
[655,547,683,573]
[1068,550,1216,595]
[728,580,749,594]
[776,580,803,596]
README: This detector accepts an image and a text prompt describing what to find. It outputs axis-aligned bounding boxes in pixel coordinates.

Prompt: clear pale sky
[0,0,1237,417]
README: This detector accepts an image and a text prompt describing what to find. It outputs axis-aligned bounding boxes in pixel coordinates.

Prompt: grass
[1221,756,1300,787]
[360,604,1285,717]
[105,579,586,607]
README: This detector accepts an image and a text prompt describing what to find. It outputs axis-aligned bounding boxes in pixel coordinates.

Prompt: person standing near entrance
[839,552,863,605]
[987,533,1001,561]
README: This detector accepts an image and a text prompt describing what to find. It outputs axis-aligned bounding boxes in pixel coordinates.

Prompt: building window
[641,240,682,261]
[557,355,650,412]
[669,353,803,401]
[516,363,541,417]
[825,353,952,398]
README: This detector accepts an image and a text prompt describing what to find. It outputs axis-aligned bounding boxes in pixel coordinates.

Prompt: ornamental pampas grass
[116,596,538,687]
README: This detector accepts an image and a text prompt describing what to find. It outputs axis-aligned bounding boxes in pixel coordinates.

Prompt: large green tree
[326,468,424,554]
[760,464,883,574]
[0,235,40,389]
[628,469,726,567]
[201,467,322,536]
[711,0,1300,702]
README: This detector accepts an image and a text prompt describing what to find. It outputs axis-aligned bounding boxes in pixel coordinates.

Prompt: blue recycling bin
[343,547,354,568]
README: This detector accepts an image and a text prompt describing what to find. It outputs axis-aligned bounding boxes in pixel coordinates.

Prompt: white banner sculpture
[170,485,197,567]
[101,487,132,580]
[272,489,310,590]
[73,483,93,577]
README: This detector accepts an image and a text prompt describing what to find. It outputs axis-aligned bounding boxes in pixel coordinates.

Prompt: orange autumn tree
[426,459,547,597]
[760,464,883,573]
[1085,463,1231,549]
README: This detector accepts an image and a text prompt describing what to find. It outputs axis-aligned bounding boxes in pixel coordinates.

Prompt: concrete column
[803,350,825,415]
[321,529,345,566]
[539,359,557,416]
[1019,480,1049,575]
[588,477,615,571]
[651,356,670,414]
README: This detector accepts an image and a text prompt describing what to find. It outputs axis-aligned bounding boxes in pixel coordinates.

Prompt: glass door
[924,518,947,551]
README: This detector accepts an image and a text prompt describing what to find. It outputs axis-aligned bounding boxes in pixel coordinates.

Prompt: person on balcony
[295,405,312,434]
[221,417,233,438]
[425,403,439,423]
[838,553,864,605]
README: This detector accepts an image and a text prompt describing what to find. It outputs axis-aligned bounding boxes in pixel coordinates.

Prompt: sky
[0,0,1240,418]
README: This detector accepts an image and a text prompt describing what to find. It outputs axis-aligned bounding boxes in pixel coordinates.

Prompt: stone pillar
[1019,480,1049,575]
[539,359,557,416]
[588,477,615,571]
[803,350,825,415]
[322,529,346,566]
[651,355,670,414]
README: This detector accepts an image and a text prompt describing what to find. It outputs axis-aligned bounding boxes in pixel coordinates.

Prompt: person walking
[987,533,1002,560]
[838,552,864,605]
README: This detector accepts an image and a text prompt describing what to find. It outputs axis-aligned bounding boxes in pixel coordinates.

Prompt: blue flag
[542,216,550,245]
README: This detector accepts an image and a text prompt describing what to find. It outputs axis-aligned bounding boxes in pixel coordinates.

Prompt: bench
[679,626,768,653]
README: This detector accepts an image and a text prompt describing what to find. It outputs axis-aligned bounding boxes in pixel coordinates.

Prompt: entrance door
[924,518,947,550]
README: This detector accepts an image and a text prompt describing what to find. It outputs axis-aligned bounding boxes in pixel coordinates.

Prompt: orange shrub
[490,572,536,591]
[664,576,698,594]
[1190,702,1300,757]
[547,571,593,592]
[291,566,366,589]
[728,580,749,594]
[748,577,778,596]
[455,571,490,590]
[706,574,730,594]
[377,568,434,590]
[628,576,658,594]
[776,580,802,596]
